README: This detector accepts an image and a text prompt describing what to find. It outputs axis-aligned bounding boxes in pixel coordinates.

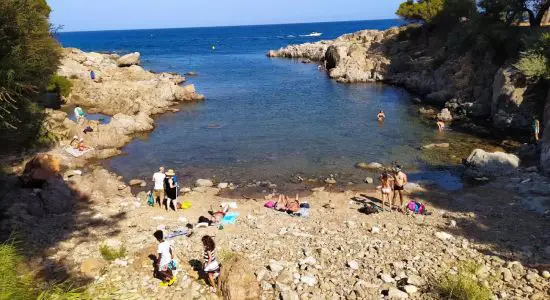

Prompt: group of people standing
[152,166,179,211]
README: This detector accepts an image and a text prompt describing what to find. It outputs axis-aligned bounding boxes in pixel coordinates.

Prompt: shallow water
[57,20,500,191]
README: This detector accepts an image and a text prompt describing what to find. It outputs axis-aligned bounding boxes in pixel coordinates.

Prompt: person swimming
[377,110,386,121]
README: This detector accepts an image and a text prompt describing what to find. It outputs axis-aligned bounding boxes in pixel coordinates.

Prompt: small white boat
[301,32,322,37]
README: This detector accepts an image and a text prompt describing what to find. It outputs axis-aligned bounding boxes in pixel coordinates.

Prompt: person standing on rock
[392,165,408,212]
[153,230,176,286]
[152,167,166,208]
[74,106,85,124]
[164,169,178,211]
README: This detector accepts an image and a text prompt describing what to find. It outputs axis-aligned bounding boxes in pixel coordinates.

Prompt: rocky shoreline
[0,46,549,299]
[267,26,550,174]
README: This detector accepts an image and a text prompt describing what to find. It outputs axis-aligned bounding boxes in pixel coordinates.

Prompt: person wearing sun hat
[164,169,178,211]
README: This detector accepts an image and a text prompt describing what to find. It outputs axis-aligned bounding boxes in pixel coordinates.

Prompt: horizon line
[57,17,402,34]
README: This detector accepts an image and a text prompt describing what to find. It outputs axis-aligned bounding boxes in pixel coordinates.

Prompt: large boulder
[20,153,61,187]
[117,52,140,67]
[464,149,520,178]
[219,255,260,300]
[80,258,106,278]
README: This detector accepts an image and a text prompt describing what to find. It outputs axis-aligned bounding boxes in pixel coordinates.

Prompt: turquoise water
[57,20,464,190]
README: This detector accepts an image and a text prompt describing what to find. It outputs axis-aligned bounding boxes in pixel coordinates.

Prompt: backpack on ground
[147,191,154,207]
[407,201,425,214]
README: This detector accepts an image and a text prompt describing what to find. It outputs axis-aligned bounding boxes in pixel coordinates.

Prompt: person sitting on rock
[202,235,220,293]
[153,230,177,287]
[77,138,88,151]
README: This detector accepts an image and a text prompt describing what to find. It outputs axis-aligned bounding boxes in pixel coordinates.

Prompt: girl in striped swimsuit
[202,235,220,293]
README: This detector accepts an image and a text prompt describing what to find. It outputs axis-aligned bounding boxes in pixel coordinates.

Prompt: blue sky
[48,0,403,32]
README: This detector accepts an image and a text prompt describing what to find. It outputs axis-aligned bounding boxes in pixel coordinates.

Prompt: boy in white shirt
[154,230,176,286]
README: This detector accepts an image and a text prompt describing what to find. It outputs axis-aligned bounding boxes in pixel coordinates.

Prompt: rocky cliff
[45,48,205,162]
[269,26,550,173]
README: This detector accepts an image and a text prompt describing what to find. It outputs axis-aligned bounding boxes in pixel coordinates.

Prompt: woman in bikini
[380,173,394,211]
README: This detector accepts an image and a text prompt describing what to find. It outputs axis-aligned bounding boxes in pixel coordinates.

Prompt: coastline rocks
[58,48,204,117]
[128,179,146,187]
[436,108,453,122]
[117,52,140,67]
[195,179,214,187]
[464,149,520,178]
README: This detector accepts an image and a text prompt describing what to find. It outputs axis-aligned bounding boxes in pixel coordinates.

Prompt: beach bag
[147,191,154,207]
[168,259,177,271]
[407,201,425,214]
[181,200,192,209]
[264,200,275,208]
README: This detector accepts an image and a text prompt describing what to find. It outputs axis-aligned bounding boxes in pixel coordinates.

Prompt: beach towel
[64,146,94,157]
[166,229,190,239]
[220,212,239,225]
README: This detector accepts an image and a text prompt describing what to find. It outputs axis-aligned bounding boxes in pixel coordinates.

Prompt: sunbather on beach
[275,194,289,211]
[286,194,300,213]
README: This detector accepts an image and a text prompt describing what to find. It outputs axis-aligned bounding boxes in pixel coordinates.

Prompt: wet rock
[195,179,214,187]
[129,179,145,186]
[217,182,229,189]
[422,143,450,150]
[356,162,383,170]
[464,149,520,177]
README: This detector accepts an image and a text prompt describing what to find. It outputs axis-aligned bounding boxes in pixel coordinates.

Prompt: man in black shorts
[393,165,408,212]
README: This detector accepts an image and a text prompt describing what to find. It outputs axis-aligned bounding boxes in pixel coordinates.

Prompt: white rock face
[465,149,520,176]
[117,52,141,67]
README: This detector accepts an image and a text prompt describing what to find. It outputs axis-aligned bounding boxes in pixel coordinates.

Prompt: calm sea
[57,20,465,190]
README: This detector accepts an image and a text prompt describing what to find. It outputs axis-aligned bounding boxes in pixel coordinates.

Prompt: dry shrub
[219,254,260,300]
